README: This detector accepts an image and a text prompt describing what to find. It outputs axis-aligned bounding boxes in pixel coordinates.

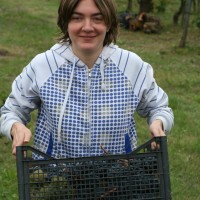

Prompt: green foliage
[0,0,200,200]
[195,15,200,28]
[156,0,167,13]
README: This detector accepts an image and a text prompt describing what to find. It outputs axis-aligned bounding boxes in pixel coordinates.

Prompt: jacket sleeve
[0,61,40,140]
[136,64,174,133]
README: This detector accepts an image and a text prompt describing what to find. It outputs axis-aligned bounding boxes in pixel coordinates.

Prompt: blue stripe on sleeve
[123,52,130,74]
[30,63,40,90]
[133,62,144,92]
[117,49,123,66]
[14,80,21,92]
[52,51,59,69]
[45,52,53,75]
[25,68,33,82]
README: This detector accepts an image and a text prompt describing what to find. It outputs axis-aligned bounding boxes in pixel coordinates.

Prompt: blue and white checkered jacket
[0,43,173,158]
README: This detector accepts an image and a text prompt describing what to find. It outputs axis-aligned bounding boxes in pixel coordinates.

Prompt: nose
[82,19,94,31]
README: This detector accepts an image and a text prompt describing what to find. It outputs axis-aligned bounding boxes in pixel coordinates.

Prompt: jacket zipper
[86,68,92,154]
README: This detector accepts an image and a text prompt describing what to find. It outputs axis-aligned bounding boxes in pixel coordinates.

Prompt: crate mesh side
[23,155,163,199]
[17,137,170,200]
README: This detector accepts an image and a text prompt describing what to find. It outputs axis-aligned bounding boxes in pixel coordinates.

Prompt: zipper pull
[88,69,92,77]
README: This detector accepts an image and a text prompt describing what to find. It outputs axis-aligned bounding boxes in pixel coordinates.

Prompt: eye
[70,14,82,21]
[92,15,104,23]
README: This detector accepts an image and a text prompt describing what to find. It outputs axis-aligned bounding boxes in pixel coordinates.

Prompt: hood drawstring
[57,57,76,143]
[100,57,107,90]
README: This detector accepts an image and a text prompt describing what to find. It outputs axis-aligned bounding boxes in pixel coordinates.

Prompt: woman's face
[68,0,108,56]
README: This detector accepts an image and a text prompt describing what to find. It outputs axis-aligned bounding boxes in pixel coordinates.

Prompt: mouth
[80,35,96,39]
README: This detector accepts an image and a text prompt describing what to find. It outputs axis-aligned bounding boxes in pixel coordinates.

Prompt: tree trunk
[179,0,193,48]
[173,0,186,25]
[192,0,200,11]
[126,0,133,13]
[138,0,154,13]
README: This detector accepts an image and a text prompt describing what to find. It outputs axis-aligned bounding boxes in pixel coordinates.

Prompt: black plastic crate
[16,136,171,200]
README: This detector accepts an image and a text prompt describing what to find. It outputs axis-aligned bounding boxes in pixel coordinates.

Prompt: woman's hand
[149,119,165,137]
[149,119,165,150]
[11,122,32,156]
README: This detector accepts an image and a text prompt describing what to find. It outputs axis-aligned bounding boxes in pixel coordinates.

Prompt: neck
[71,47,103,69]
[80,54,99,69]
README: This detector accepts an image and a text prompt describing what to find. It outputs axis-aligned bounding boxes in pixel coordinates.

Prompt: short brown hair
[57,0,119,46]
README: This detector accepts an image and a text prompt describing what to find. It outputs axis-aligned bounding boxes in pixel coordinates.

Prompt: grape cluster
[28,155,161,199]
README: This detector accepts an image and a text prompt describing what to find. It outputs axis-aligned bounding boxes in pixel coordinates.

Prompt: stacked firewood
[118,12,162,33]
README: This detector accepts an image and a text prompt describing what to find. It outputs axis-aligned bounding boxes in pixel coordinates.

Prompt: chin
[80,45,96,51]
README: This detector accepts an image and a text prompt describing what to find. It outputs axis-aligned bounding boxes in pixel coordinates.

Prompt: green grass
[0,0,200,199]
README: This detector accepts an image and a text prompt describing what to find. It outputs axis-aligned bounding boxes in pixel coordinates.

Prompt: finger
[151,141,161,150]
[151,141,157,150]
[12,143,17,156]
[24,130,32,143]
[151,129,165,137]
[12,135,19,156]
[12,132,28,156]
[150,131,165,150]
[12,140,21,156]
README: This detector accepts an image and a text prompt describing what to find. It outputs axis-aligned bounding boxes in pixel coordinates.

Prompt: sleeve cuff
[2,120,20,140]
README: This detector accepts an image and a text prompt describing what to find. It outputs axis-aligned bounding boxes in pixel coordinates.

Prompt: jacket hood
[50,42,118,66]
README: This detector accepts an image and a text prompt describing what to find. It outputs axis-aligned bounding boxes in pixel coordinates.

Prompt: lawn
[0,0,200,199]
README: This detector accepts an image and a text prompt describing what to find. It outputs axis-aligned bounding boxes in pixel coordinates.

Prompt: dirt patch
[0,49,11,57]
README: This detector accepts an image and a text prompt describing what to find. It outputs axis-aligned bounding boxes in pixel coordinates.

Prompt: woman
[0,0,174,158]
